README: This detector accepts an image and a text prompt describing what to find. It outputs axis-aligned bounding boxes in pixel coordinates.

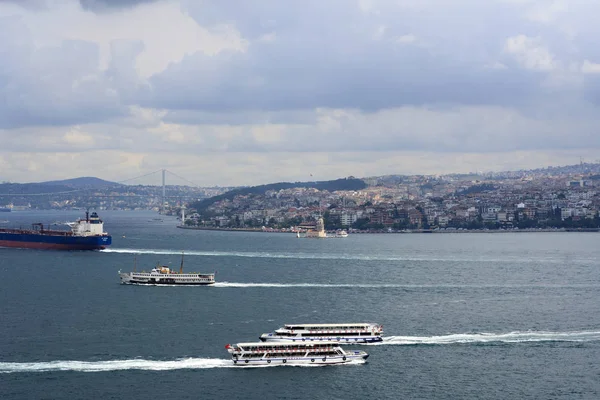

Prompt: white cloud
[373,25,386,40]
[504,35,556,71]
[2,101,599,185]
[581,60,600,74]
[524,0,567,24]
[258,32,276,43]
[396,34,417,44]
[6,0,246,78]
[62,127,96,147]
[485,61,508,69]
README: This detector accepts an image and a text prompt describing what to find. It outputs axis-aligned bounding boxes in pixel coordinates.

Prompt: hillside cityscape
[0,177,232,212]
[3,162,600,232]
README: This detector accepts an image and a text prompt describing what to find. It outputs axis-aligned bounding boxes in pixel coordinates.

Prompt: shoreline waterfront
[176,226,600,234]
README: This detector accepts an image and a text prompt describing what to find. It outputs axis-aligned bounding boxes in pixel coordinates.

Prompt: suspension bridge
[0,169,220,211]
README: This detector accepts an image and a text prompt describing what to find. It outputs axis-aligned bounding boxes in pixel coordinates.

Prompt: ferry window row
[242,344,336,351]
[239,351,341,358]
[300,332,374,337]
[267,351,340,357]
[287,326,369,330]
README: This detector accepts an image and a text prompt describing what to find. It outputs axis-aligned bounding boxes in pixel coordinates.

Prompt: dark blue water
[1,210,600,399]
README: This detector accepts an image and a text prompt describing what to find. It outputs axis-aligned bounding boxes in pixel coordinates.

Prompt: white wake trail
[120,282,600,289]
[0,358,231,374]
[0,357,365,373]
[101,248,572,263]
[214,282,403,288]
[378,330,600,345]
[213,282,600,289]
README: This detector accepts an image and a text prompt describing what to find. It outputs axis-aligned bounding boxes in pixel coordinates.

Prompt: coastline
[177,225,271,232]
[176,226,600,234]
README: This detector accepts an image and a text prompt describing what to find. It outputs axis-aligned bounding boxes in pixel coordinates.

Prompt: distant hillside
[189,177,367,211]
[499,162,600,175]
[0,182,75,195]
[364,162,600,185]
[37,177,120,189]
[0,177,120,201]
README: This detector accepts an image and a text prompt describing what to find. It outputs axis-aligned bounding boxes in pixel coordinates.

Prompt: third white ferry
[259,323,383,343]
[225,341,369,366]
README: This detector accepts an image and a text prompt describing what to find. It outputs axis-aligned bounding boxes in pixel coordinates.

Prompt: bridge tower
[161,169,166,214]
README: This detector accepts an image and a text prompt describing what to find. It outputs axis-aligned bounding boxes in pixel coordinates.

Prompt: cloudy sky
[1,0,599,186]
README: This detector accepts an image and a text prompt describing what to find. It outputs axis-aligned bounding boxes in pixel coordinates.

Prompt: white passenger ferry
[259,323,383,343]
[332,229,348,238]
[118,254,215,285]
[225,341,369,366]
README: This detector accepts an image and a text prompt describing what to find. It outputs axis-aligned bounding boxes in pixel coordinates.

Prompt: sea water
[1,210,599,399]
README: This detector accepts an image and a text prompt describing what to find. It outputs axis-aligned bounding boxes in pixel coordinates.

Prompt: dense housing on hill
[3,164,600,233]
[182,163,600,232]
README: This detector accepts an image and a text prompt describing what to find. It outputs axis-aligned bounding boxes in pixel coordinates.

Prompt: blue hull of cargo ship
[0,232,111,250]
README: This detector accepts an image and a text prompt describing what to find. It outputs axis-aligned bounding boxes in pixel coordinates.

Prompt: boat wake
[376,330,600,346]
[213,282,599,289]
[2,331,595,373]
[0,357,365,374]
[101,248,576,263]
[215,282,409,288]
[118,281,600,289]
[0,358,230,374]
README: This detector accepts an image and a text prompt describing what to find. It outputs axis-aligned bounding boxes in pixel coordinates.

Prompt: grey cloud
[147,45,542,114]
[0,0,50,10]
[2,0,600,131]
[185,0,357,39]
[583,74,600,105]
[144,0,554,115]
[0,0,158,10]
[100,105,600,156]
[105,39,151,103]
[162,110,317,126]
[0,16,145,128]
[78,0,159,11]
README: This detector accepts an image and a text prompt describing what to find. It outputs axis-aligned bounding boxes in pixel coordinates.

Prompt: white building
[561,208,573,220]
[340,212,358,227]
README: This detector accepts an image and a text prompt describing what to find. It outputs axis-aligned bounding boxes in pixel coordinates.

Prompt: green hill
[189,177,367,211]
[37,177,119,189]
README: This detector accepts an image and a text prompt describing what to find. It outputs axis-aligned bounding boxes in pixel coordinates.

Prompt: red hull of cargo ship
[0,240,107,250]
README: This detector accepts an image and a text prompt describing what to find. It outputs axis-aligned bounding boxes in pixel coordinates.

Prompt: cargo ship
[0,211,111,250]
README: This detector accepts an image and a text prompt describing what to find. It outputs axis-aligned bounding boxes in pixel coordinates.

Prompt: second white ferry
[259,323,383,343]
[119,267,215,285]
[225,341,369,366]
